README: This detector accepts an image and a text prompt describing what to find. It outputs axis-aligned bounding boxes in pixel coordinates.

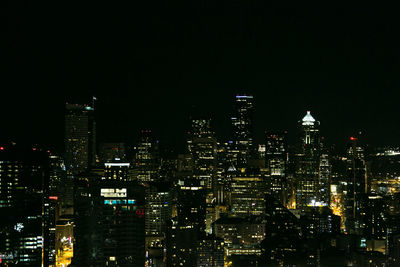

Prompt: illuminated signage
[104,199,135,205]
[104,163,130,167]
[101,188,127,198]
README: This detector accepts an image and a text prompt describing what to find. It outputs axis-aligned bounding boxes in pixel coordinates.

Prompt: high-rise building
[230,168,266,217]
[318,147,331,206]
[344,136,368,234]
[265,131,288,206]
[64,103,96,175]
[166,171,207,266]
[187,117,217,192]
[295,111,321,210]
[134,130,160,182]
[0,145,54,266]
[144,182,171,267]
[187,117,217,234]
[145,182,172,238]
[231,94,254,167]
[73,174,145,266]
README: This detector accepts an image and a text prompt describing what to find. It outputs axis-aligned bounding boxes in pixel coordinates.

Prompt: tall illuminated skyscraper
[344,136,368,234]
[265,131,288,205]
[64,103,96,175]
[134,130,160,182]
[187,117,217,191]
[231,94,254,167]
[295,111,321,210]
[187,116,217,234]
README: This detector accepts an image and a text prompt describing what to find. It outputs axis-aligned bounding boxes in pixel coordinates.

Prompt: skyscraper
[295,111,321,210]
[134,130,160,182]
[344,136,368,234]
[230,169,266,217]
[64,103,96,175]
[187,116,217,234]
[187,117,217,191]
[73,175,145,266]
[231,94,254,167]
[265,130,288,206]
[0,145,54,266]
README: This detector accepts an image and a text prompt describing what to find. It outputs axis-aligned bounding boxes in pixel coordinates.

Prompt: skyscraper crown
[302,111,316,126]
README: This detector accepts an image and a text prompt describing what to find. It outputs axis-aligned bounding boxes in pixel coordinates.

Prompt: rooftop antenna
[92,96,97,110]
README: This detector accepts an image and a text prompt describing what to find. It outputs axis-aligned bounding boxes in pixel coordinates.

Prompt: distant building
[187,116,217,234]
[103,161,130,181]
[295,111,322,210]
[187,117,217,192]
[265,130,288,205]
[300,206,341,237]
[230,168,266,217]
[64,103,96,175]
[98,142,126,163]
[231,94,255,167]
[134,130,160,182]
[213,216,265,257]
[144,182,171,267]
[344,136,368,234]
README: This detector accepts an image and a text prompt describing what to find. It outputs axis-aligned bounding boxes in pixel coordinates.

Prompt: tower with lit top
[295,111,322,210]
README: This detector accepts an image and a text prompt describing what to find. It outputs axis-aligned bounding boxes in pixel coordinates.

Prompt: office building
[196,236,225,267]
[265,131,288,205]
[231,94,255,167]
[64,103,96,175]
[73,174,145,266]
[295,111,321,210]
[0,145,53,266]
[230,168,266,217]
[134,130,160,182]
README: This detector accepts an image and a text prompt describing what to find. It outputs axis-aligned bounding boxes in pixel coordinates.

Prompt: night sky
[4,3,400,154]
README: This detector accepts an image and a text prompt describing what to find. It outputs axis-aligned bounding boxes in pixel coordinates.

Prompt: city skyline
[4,4,400,266]
[0,94,395,156]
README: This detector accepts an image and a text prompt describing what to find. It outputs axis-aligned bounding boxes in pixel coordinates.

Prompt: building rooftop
[302,111,316,125]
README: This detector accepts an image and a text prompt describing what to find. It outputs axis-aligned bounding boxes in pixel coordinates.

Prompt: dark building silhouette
[72,173,145,266]
[64,103,96,175]
[0,145,54,266]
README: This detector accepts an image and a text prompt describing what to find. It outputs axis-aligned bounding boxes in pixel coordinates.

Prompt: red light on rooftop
[49,196,58,200]
[0,147,4,150]
[350,137,357,141]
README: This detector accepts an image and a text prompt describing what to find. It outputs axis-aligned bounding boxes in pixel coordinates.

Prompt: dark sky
[3,3,400,154]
